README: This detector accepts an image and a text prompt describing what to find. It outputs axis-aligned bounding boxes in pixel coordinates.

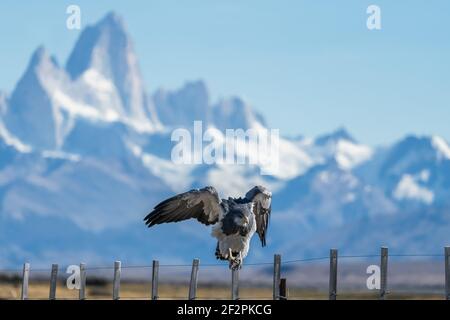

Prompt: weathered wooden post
[279,278,287,300]
[113,261,121,300]
[445,246,450,300]
[231,268,239,300]
[21,262,30,300]
[188,259,200,300]
[329,249,338,300]
[380,246,388,300]
[273,254,281,300]
[151,260,159,300]
[79,263,86,300]
[49,264,58,300]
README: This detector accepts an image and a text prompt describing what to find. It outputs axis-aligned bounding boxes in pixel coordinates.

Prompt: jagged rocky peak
[315,127,356,146]
[153,80,211,128]
[308,128,373,170]
[66,11,155,125]
[212,96,267,131]
[388,135,450,162]
[378,135,450,178]
[19,46,63,85]
[154,80,267,131]
[3,46,65,149]
[66,12,129,79]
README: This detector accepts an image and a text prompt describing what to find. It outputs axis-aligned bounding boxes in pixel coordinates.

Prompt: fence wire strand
[0,250,448,301]
[0,252,445,273]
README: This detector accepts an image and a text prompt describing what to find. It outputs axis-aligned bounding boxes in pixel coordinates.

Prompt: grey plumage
[144,185,272,269]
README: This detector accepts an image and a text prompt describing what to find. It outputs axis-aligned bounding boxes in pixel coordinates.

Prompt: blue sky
[0,1,449,145]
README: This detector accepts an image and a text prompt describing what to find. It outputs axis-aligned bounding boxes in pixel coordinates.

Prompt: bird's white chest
[211,215,257,257]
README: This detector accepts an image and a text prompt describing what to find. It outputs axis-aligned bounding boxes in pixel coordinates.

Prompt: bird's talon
[228,248,235,260]
[228,254,242,270]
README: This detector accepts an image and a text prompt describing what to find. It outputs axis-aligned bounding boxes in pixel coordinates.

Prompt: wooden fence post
[113,261,121,300]
[445,246,450,300]
[49,264,58,300]
[273,254,281,300]
[279,278,287,300]
[231,268,239,300]
[151,260,159,300]
[79,263,86,300]
[380,247,388,300]
[21,262,30,300]
[188,259,200,300]
[329,249,338,300]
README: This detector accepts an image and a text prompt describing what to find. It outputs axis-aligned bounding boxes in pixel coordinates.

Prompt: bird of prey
[144,186,272,269]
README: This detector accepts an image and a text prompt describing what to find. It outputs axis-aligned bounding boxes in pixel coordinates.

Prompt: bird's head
[233,212,249,227]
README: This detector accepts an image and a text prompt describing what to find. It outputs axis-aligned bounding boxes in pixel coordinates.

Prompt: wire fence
[0,248,449,300]
[0,253,445,273]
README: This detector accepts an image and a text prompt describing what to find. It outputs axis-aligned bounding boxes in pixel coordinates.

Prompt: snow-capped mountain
[3,47,65,149]
[153,80,266,131]
[66,12,160,130]
[359,135,450,206]
[154,80,210,129]
[3,13,160,152]
[212,96,267,132]
[0,12,449,268]
[298,128,374,170]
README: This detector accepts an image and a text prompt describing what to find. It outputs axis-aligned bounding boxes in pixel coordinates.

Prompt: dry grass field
[0,281,444,300]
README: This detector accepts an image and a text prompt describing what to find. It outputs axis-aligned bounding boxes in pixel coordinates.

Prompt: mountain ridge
[0,12,449,267]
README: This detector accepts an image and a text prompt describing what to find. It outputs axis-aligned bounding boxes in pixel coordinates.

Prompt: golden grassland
[0,281,445,300]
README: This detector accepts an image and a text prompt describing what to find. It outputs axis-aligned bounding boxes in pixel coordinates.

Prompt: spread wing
[246,186,272,247]
[144,186,222,227]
